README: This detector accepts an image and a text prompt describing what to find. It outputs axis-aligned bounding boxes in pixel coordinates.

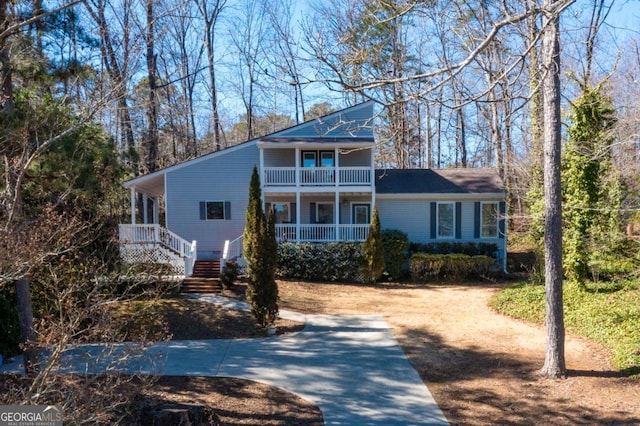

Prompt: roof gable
[375,168,505,195]
[261,101,375,142]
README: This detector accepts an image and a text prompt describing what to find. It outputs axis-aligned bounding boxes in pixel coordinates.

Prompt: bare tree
[195,0,226,150]
[228,0,269,141]
[84,0,140,174]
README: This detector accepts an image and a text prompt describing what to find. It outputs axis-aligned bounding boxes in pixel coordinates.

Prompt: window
[352,204,370,224]
[437,202,455,238]
[206,201,225,220]
[272,202,290,224]
[302,151,317,167]
[320,151,335,167]
[481,202,499,238]
[316,203,334,224]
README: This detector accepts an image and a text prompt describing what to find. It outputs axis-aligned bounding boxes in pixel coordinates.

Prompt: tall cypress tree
[363,206,384,282]
[243,166,278,328]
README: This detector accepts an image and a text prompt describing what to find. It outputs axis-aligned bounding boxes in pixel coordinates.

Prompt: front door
[352,204,371,224]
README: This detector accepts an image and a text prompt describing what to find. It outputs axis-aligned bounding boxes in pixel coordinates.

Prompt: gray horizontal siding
[339,149,370,166]
[263,149,294,166]
[166,144,259,258]
[376,198,506,259]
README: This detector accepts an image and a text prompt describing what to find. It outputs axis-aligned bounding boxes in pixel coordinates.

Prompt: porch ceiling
[124,173,165,197]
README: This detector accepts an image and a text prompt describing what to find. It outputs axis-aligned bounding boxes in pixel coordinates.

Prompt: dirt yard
[277,280,639,425]
[130,280,639,424]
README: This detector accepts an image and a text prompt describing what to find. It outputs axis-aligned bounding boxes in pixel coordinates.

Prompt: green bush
[410,253,497,282]
[381,229,409,281]
[0,286,20,357]
[277,242,366,282]
[220,260,240,289]
[408,241,498,258]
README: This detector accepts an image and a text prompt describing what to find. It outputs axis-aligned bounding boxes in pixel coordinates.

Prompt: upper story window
[481,202,499,238]
[302,151,316,167]
[320,151,334,167]
[437,202,455,238]
[302,150,334,167]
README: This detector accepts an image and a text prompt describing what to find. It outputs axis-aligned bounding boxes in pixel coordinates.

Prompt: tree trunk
[145,0,159,173]
[0,0,14,114]
[540,0,566,379]
[16,278,39,375]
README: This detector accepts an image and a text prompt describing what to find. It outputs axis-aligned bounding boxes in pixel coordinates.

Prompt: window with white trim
[481,202,499,238]
[437,202,455,238]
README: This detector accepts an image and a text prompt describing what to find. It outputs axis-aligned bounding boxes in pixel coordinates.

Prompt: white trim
[351,202,371,225]
[376,193,506,201]
[164,172,169,228]
[436,201,455,239]
[123,140,258,188]
[302,151,317,167]
[257,141,375,149]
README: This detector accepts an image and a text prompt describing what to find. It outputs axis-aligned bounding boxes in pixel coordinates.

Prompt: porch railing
[263,166,371,186]
[275,224,370,242]
[119,224,193,259]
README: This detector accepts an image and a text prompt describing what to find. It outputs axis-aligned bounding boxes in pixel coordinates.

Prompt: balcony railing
[275,224,370,242]
[263,166,371,187]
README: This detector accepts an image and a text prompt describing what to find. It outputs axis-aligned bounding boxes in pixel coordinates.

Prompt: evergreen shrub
[410,253,497,282]
[381,229,409,280]
[408,241,498,258]
[277,242,366,283]
[220,260,240,289]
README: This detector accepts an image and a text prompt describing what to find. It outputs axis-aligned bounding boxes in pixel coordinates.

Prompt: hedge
[410,253,497,281]
[277,242,366,282]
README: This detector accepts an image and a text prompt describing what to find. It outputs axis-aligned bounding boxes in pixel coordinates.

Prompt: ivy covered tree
[243,166,278,328]
[561,86,622,282]
[363,206,384,282]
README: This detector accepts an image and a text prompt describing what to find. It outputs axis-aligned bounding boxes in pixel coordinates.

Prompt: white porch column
[296,191,301,241]
[130,187,136,224]
[143,194,149,224]
[334,147,339,187]
[370,148,376,208]
[334,190,339,241]
[153,197,159,224]
[259,146,265,184]
[295,147,300,187]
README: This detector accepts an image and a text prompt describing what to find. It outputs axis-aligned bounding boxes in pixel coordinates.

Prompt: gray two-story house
[119,101,507,276]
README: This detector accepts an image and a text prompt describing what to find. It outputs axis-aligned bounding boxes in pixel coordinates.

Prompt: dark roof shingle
[374,168,505,194]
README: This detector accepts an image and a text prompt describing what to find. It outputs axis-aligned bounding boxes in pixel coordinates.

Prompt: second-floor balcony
[263,166,371,187]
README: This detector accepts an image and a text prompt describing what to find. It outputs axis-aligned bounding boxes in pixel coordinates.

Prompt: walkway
[1,294,448,425]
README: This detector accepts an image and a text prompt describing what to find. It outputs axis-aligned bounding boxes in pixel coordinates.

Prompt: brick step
[181,277,222,294]
[191,260,221,278]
